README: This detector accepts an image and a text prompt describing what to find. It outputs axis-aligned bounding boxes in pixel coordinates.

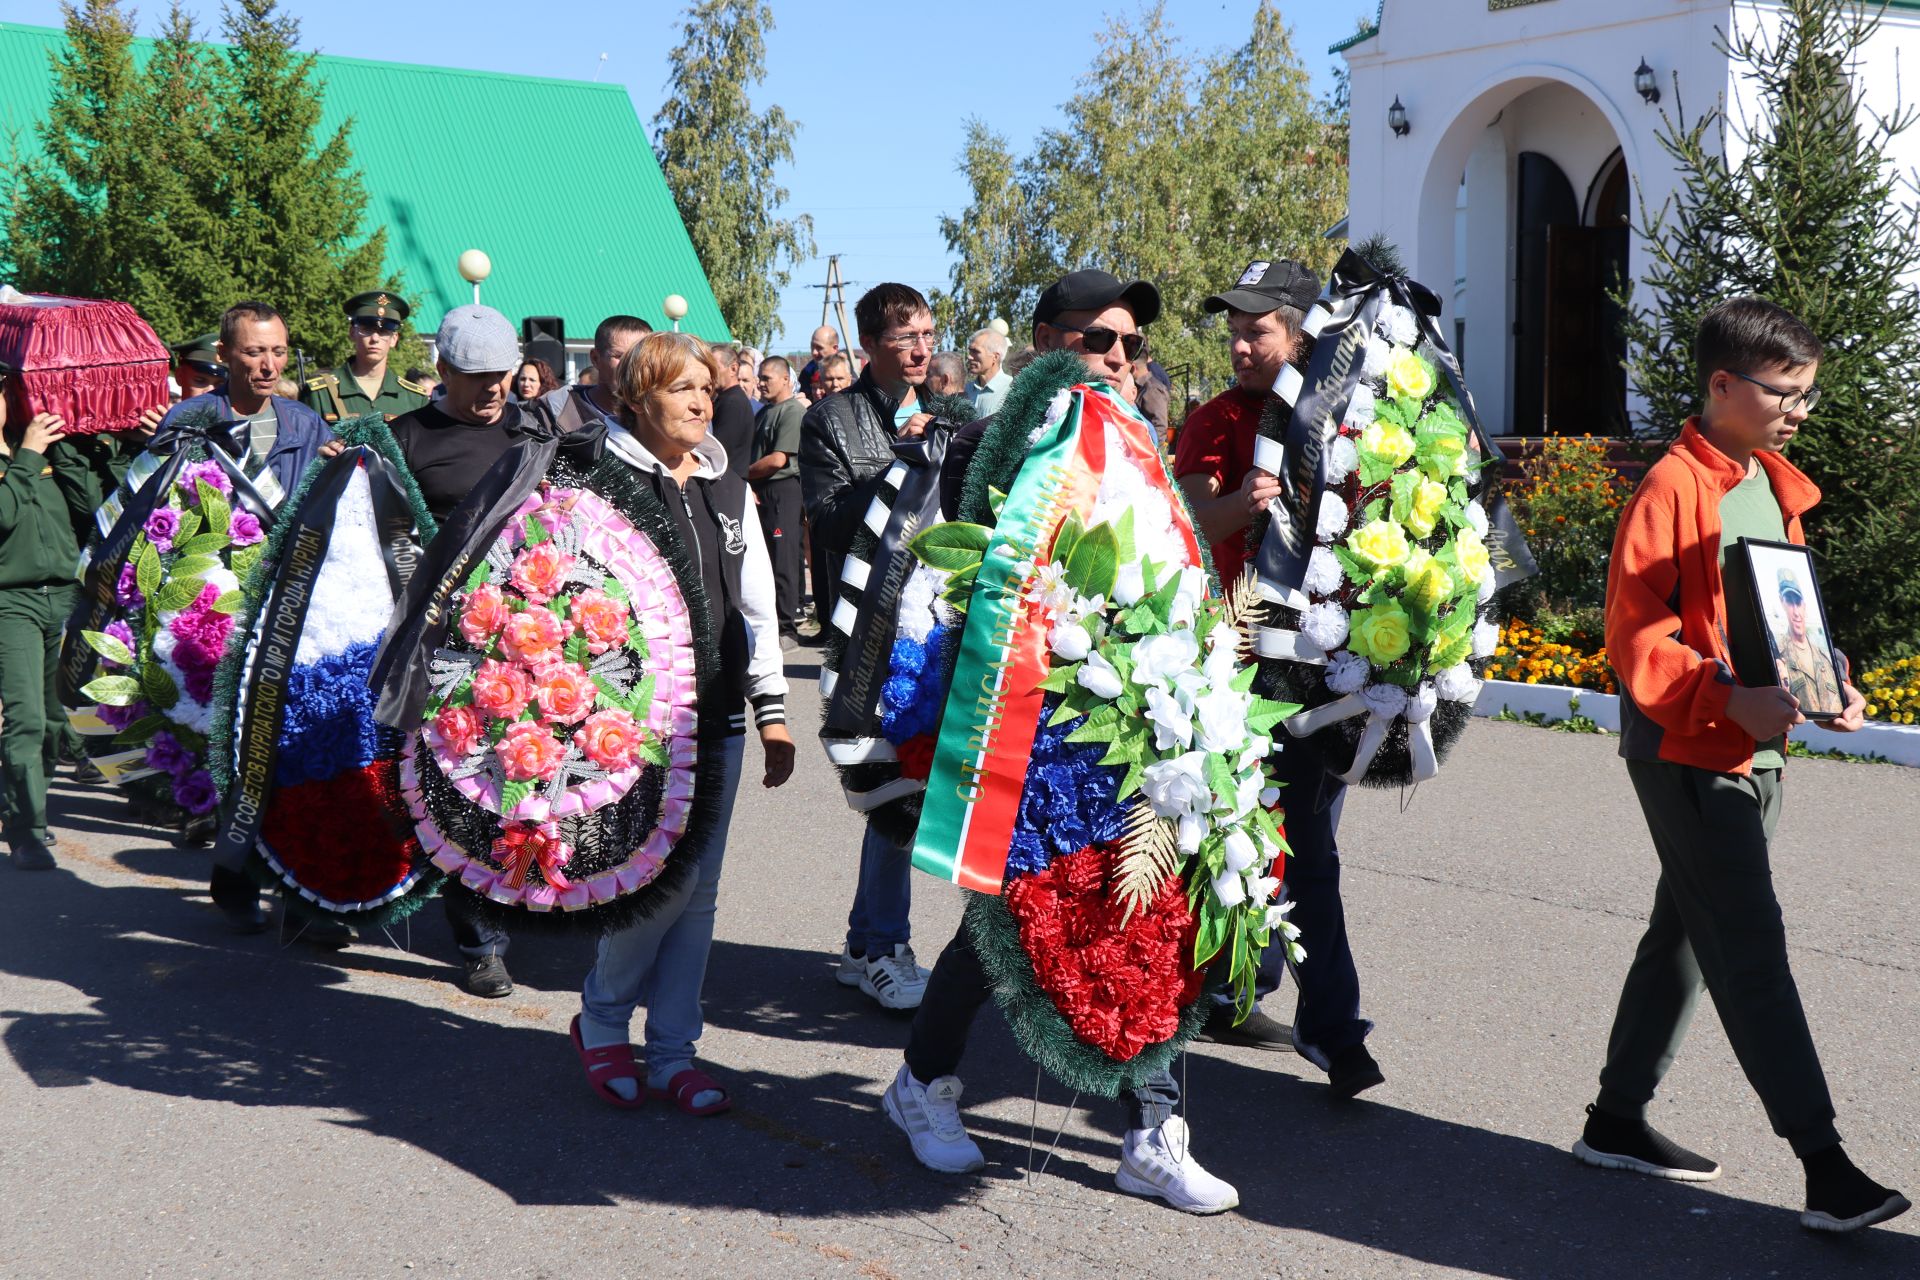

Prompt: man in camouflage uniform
[1775,571,1840,716]
[298,291,431,424]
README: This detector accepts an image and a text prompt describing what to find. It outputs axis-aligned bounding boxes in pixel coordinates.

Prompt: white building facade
[1338,0,1920,436]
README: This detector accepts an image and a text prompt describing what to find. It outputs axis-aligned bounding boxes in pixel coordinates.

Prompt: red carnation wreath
[1003,844,1207,1062]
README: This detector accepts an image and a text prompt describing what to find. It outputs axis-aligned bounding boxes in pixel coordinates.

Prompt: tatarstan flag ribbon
[911,385,1200,894]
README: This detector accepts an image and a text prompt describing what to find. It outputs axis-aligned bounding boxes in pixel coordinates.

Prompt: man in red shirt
[1173,259,1321,586]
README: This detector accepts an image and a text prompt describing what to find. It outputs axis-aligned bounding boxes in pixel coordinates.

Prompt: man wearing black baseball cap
[892,268,1244,1216]
[1173,258,1321,588]
[937,269,1161,516]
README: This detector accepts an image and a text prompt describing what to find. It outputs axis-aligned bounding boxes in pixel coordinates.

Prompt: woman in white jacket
[572,332,794,1115]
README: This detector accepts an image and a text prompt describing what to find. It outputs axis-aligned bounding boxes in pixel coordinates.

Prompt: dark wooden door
[1512,152,1578,436]
[1545,225,1630,434]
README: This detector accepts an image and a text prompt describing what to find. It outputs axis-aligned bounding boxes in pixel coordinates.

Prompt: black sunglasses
[1050,322,1145,361]
[349,316,402,335]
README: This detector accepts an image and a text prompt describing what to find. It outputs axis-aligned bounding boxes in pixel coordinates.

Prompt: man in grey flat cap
[388,303,550,998]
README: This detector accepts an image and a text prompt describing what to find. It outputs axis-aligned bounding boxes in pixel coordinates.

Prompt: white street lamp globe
[988,317,1010,337]
[662,294,689,321]
[457,249,492,283]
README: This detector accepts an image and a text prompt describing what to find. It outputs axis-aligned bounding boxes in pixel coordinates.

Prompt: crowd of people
[0,254,1906,1234]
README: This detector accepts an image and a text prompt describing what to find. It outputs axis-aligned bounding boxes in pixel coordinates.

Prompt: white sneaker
[836,943,866,987]
[1115,1116,1239,1214]
[883,1065,986,1173]
[860,943,929,1011]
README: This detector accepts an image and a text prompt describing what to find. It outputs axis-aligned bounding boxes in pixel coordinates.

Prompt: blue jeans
[846,821,912,956]
[579,734,744,1079]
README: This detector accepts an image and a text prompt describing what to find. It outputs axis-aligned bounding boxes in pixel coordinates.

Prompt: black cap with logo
[1033,270,1162,329]
[1203,259,1322,315]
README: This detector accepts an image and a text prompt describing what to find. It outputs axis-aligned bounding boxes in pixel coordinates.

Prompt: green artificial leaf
[112,713,169,746]
[81,674,141,706]
[522,513,551,546]
[466,561,491,593]
[1357,451,1398,488]
[1114,507,1138,564]
[1229,914,1252,983]
[1363,497,1386,525]
[626,617,647,658]
[909,522,991,573]
[1064,522,1119,600]
[564,632,589,666]
[601,573,630,603]
[1332,545,1372,587]
[83,629,136,666]
[1193,903,1229,970]
[211,591,245,615]
[175,533,228,557]
[1245,695,1300,736]
[1205,753,1236,806]
[631,672,658,717]
[1373,396,1409,430]
[230,543,264,576]
[153,577,206,613]
[135,540,162,597]
[1049,511,1085,572]
[499,778,535,815]
[637,736,668,768]
[939,563,979,609]
[172,554,221,578]
[987,485,1008,519]
[139,662,178,710]
[1388,470,1419,524]
[197,482,231,534]
[1449,479,1469,507]
[488,718,510,744]
[172,508,203,544]
[1035,663,1080,695]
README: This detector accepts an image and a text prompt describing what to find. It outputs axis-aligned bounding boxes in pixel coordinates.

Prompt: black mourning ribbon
[213,446,424,872]
[368,432,562,731]
[821,427,952,738]
[59,420,275,706]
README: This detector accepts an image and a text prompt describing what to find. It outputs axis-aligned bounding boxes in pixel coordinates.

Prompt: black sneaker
[70,758,107,785]
[178,814,216,848]
[1196,1006,1293,1051]
[1801,1147,1911,1233]
[1572,1104,1721,1181]
[464,954,514,998]
[1328,1043,1386,1100]
[291,914,354,951]
[10,838,57,872]
[41,829,58,847]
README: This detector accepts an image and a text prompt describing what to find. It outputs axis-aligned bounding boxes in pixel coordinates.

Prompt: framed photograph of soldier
[1732,537,1846,721]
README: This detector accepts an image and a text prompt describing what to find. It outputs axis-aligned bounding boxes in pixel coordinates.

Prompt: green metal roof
[0,21,729,342]
[1330,3,1383,54]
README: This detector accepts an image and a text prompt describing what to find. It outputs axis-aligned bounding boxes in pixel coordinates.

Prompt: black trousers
[905,918,1178,1128]
[756,477,805,632]
[445,890,511,960]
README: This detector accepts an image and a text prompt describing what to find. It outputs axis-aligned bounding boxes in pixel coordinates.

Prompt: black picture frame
[1731,537,1846,721]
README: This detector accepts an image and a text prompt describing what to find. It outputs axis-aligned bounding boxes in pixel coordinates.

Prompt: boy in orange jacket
[1576,297,1906,1233]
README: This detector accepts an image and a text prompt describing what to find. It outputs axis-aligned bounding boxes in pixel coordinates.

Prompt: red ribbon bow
[493,821,573,891]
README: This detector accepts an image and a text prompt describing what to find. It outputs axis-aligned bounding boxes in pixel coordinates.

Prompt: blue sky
[0,0,1369,348]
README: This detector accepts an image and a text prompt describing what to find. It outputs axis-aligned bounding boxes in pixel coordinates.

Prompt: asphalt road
[3,646,1916,1279]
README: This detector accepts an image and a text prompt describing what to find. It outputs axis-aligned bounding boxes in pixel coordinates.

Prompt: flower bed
[1860,655,1919,726]
[1481,619,1616,694]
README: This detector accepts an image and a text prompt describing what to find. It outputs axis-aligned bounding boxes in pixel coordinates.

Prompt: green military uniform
[1776,571,1840,715]
[297,291,431,424]
[0,439,81,849]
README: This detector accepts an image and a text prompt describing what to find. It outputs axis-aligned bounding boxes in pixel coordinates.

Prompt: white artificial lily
[1247,874,1281,905]
[1169,564,1207,629]
[1049,620,1093,662]
[1075,649,1125,700]
[1210,865,1248,908]
[1113,560,1146,606]
[1221,827,1258,873]
[1144,685,1194,751]
[1024,561,1076,614]
[1061,592,1106,624]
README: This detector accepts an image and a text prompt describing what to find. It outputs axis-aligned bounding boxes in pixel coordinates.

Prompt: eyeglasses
[349,316,402,335]
[1730,369,1821,414]
[878,331,937,352]
[1049,322,1145,361]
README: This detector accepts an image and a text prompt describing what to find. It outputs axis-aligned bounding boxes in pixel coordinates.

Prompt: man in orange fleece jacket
[1575,297,1906,1235]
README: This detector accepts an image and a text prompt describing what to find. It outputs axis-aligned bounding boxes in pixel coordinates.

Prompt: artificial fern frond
[1112,798,1183,925]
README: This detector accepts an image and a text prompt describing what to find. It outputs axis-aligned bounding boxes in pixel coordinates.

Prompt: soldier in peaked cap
[298,290,431,424]
[170,331,226,402]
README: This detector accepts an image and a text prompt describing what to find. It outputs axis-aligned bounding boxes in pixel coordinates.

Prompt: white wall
[1344,0,1920,433]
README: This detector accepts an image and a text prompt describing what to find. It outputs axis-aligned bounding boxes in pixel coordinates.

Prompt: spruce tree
[1620,0,1920,663]
[653,0,814,345]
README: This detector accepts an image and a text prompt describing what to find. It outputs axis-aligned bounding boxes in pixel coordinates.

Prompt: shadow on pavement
[4,840,1914,1276]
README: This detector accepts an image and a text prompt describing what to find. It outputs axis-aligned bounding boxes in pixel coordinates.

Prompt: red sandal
[650,1066,732,1116]
[570,1015,645,1110]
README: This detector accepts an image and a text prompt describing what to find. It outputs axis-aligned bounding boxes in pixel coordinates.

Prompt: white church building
[1337,0,1920,437]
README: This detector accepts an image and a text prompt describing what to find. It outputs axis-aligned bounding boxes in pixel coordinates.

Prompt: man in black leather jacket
[798,282,953,1011]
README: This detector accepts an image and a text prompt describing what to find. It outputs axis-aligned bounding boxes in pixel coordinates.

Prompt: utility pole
[811,255,854,359]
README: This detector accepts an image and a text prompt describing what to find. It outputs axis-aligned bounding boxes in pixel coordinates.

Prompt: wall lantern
[1388,95,1410,137]
[1634,58,1661,105]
